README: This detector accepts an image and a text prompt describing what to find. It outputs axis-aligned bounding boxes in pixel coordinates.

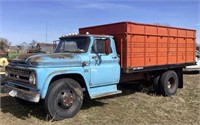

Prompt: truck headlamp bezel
[29,73,36,85]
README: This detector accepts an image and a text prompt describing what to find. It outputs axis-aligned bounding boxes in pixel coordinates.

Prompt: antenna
[46,22,48,43]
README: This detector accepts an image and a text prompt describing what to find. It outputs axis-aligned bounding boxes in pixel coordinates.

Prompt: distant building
[17,42,32,51]
[8,46,20,52]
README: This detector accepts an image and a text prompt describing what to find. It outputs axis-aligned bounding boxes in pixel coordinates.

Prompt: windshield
[55,37,90,53]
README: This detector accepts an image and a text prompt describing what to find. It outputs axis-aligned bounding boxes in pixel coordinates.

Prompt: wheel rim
[57,89,74,109]
[167,77,175,91]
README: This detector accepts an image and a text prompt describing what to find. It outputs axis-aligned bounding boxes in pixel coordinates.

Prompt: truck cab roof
[59,34,113,39]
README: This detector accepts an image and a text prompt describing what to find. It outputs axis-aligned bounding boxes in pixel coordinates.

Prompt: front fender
[36,67,90,99]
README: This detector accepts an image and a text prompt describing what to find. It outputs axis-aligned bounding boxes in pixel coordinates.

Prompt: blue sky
[0,0,199,45]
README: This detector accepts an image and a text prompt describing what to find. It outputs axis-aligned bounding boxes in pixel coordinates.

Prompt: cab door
[89,37,120,87]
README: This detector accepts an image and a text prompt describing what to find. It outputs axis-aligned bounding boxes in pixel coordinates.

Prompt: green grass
[8,52,20,59]
[0,74,200,125]
[8,52,25,59]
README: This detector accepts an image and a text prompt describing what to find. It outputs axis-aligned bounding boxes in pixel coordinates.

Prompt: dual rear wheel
[153,70,179,96]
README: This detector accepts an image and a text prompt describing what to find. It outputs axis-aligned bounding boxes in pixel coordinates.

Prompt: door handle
[92,56,97,59]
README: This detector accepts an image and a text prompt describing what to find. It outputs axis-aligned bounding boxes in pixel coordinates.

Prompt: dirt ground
[0,74,200,125]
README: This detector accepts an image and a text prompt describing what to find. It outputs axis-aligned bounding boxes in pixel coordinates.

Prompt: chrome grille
[7,67,32,84]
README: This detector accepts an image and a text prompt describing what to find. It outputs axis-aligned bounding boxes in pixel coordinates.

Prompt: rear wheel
[45,78,83,120]
[153,75,161,94]
[160,70,178,96]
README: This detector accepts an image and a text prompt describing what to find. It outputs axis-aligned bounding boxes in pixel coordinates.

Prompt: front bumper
[3,82,40,103]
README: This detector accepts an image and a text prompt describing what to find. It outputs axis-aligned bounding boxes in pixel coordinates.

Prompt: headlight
[5,71,9,77]
[29,73,36,85]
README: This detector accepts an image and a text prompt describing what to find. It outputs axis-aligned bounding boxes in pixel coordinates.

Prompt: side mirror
[105,38,111,55]
[53,40,60,52]
[53,41,57,50]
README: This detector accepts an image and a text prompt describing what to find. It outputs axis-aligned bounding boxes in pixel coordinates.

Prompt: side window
[92,38,112,54]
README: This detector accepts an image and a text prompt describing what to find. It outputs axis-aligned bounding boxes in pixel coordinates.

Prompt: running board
[89,84,122,99]
[91,90,122,99]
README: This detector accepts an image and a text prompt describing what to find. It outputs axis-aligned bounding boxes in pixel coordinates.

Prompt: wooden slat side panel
[158,27,168,36]
[178,29,187,37]
[128,24,145,34]
[187,30,195,37]
[146,26,157,35]
[168,37,178,64]
[169,28,178,37]
[158,36,168,65]
[127,35,145,67]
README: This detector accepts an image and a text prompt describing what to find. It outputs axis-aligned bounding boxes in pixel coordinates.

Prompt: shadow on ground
[0,81,154,121]
[183,71,200,75]
[0,94,108,121]
[0,95,47,120]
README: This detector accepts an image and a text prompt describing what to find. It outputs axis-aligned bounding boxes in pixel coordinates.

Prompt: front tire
[160,70,178,96]
[45,78,83,120]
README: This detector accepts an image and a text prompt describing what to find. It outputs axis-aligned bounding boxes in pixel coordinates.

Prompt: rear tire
[160,70,178,96]
[45,78,83,120]
[153,75,161,94]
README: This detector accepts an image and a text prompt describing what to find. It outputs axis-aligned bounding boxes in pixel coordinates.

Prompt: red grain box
[79,22,196,69]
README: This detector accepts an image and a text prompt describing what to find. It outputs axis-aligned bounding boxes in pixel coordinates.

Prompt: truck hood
[9,53,82,67]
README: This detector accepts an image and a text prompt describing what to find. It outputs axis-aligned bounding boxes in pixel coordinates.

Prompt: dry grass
[0,74,200,125]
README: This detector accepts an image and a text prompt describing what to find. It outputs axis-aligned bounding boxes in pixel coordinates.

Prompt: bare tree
[0,38,11,52]
[30,40,38,49]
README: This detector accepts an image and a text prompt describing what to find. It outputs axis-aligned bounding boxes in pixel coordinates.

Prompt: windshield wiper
[63,50,74,53]
[57,49,85,53]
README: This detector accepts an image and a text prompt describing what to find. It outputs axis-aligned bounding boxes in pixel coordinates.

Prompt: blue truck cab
[3,34,121,120]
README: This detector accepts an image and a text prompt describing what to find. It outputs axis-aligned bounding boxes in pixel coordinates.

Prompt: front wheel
[160,70,178,96]
[45,78,83,120]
